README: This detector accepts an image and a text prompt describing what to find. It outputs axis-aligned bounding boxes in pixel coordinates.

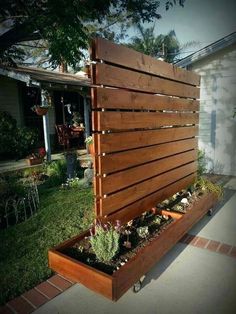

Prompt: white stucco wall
[189,44,236,176]
[0,76,22,125]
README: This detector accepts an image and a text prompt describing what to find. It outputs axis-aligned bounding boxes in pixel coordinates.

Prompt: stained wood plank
[100,150,197,195]
[97,126,198,154]
[92,38,200,86]
[99,138,198,174]
[93,63,200,99]
[93,88,200,111]
[101,173,196,225]
[48,250,113,300]
[95,111,199,131]
[100,162,197,216]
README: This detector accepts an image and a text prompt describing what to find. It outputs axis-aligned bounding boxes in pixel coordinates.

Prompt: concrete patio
[31,177,236,314]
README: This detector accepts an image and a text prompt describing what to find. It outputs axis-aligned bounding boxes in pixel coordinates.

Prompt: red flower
[38,147,46,158]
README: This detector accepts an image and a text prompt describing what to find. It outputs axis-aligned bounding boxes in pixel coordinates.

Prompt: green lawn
[0,185,94,305]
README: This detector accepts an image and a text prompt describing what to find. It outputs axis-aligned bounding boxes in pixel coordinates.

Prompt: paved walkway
[1,177,236,314]
[0,150,89,173]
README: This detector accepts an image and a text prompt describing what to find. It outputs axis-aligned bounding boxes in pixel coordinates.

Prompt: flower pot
[48,192,218,301]
[26,157,43,166]
[35,107,49,116]
[88,143,94,155]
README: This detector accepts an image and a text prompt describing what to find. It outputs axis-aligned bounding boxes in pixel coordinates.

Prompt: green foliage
[84,136,93,145]
[136,226,149,238]
[126,25,180,63]
[44,160,67,187]
[0,1,185,68]
[67,177,80,188]
[197,149,207,177]
[0,111,38,159]
[0,111,17,158]
[196,177,224,200]
[15,127,38,158]
[90,224,120,262]
[0,185,94,305]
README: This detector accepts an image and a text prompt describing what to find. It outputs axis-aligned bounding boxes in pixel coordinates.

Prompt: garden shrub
[44,160,67,187]
[0,111,38,159]
[197,149,207,177]
[196,177,224,200]
[14,127,38,158]
[90,224,120,262]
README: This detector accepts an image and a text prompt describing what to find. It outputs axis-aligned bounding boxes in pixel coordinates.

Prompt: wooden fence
[91,38,200,224]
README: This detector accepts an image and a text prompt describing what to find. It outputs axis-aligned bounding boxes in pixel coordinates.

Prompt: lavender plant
[89,221,120,262]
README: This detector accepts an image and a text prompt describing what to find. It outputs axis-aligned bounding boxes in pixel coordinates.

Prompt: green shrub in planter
[90,223,120,262]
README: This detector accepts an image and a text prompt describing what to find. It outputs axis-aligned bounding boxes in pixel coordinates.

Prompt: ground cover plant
[0,180,94,305]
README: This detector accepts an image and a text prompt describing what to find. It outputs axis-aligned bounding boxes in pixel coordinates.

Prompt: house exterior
[176,32,236,176]
[0,66,91,157]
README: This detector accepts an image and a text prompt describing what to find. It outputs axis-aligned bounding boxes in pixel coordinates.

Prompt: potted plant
[31,105,50,116]
[26,147,46,166]
[85,136,94,155]
[31,90,52,116]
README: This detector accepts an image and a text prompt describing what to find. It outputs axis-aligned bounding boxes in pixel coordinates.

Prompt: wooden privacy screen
[91,38,200,224]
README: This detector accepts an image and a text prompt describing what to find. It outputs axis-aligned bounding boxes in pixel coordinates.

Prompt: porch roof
[0,65,91,88]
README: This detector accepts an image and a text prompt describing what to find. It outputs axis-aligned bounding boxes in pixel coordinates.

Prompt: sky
[127,0,236,56]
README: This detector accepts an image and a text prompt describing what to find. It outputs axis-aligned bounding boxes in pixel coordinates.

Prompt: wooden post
[41,89,51,162]
[83,96,90,139]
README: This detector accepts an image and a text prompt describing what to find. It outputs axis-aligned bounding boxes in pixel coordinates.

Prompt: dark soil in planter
[61,213,174,275]
[60,188,204,275]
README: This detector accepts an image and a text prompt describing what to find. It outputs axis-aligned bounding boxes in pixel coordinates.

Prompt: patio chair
[55,124,72,149]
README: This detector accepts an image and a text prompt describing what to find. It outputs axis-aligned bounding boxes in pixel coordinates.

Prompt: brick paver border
[0,275,74,314]
[1,234,236,314]
[180,233,236,258]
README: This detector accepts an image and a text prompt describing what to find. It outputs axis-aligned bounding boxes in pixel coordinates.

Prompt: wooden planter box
[48,192,217,301]
[26,157,43,166]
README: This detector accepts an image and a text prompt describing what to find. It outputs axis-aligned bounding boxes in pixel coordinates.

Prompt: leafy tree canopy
[127,24,180,63]
[0,0,185,68]
[127,24,198,63]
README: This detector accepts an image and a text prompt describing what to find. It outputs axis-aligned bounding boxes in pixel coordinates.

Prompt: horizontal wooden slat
[97,126,198,154]
[93,63,200,99]
[95,111,199,131]
[92,38,200,86]
[100,150,197,195]
[100,162,197,216]
[101,173,196,224]
[99,138,198,174]
[93,88,200,111]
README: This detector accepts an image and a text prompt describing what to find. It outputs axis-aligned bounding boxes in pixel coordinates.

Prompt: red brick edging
[0,275,74,314]
[180,233,236,258]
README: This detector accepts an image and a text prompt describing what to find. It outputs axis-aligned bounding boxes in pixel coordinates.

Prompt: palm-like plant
[127,24,180,63]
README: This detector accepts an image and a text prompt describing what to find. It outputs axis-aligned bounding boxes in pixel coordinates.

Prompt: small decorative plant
[136,226,149,238]
[196,177,223,199]
[85,136,93,145]
[89,221,120,262]
[85,136,94,155]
